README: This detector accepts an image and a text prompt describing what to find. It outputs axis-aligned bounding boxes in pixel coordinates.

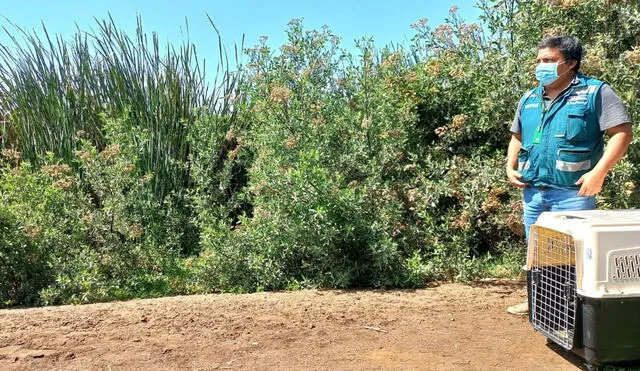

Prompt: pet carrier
[526,209,640,365]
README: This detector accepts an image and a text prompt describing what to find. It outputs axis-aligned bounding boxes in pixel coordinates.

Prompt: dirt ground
[0,280,596,370]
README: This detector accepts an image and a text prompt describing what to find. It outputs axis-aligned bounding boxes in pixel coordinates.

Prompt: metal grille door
[529,226,577,350]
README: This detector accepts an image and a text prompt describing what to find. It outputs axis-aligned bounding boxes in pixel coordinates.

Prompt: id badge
[532,125,542,144]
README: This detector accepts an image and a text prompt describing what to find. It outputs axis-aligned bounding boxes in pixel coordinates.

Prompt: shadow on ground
[546,339,640,371]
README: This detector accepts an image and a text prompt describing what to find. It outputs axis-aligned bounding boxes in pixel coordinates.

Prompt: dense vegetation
[1,0,639,307]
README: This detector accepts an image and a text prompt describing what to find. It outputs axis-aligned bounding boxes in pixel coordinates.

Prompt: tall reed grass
[0,15,242,200]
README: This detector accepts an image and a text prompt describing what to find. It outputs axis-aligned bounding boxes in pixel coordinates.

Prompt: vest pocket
[518,146,534,183]
[565,107,588,142]
[555,146,592,186]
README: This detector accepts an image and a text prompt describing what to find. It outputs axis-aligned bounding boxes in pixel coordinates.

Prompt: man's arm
[506,133,528,188]
[576,123,633,196]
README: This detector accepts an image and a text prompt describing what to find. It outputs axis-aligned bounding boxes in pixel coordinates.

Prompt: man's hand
[506,133,527,188]
[575,170,607,196]
[507,167,528,188]
[575,123,633,197]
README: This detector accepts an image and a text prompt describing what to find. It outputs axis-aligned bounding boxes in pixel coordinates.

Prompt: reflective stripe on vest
[556,159,591,172]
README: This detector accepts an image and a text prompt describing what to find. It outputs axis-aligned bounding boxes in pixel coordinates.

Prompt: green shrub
[0,114,206,306]
[0,151,90,307]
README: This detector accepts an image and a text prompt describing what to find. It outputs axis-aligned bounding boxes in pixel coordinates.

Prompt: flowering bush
[0,115,199,307]
[0,153,89,306]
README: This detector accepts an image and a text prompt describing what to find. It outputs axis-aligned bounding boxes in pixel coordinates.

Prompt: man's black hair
[538,36,582,72]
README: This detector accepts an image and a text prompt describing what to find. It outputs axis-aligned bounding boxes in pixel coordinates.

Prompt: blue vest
[517,73,604,189]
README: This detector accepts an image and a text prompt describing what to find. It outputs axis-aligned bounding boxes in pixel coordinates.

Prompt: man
[505,36,633,315]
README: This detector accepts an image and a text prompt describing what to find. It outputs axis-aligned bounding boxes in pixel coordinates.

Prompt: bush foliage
[1,0,639,306]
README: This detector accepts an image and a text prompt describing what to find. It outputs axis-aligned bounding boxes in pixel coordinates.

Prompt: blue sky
[1,0,481,73]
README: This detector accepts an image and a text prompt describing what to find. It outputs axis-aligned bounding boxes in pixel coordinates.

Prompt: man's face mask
[535,60,570,86]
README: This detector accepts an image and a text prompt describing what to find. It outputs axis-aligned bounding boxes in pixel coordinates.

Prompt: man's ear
[567,59,578,71]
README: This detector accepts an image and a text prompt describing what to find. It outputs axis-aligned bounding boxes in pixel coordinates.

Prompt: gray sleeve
[597,84,632,131]
[510,98,523,133]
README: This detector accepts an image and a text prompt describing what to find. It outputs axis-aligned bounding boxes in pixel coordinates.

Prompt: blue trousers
[523,187,596,242]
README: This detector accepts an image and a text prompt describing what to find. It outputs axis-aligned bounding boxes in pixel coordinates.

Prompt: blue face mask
[535,60,569,86]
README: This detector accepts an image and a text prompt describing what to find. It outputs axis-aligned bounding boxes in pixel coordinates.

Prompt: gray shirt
[510,83,632,133]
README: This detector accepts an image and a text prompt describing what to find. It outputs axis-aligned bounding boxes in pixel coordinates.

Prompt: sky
[0,0,482,75]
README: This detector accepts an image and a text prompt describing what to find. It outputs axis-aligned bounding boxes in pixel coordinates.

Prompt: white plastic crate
[527,209,640,364]
[529,209,640,299]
